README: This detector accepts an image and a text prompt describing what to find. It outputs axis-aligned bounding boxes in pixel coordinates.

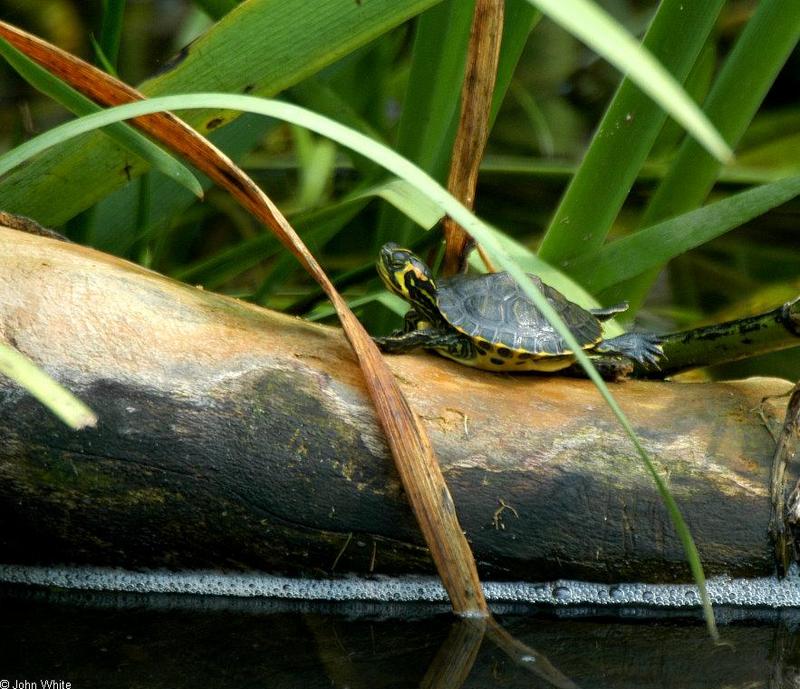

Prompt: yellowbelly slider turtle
[374,242,663,376]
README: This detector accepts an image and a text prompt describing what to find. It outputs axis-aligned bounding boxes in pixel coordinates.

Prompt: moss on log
[0,226,793,582]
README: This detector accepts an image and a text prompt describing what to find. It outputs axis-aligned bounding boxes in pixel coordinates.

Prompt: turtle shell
[436,272,601,356]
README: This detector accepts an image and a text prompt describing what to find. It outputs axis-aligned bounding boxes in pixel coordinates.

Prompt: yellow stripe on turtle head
[377,242,439,319]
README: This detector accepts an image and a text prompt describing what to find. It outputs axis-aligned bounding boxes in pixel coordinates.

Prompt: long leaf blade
[568,175,800,292]
[0,1,442,224]
[374,0,475,248]
[0,37,203,198]
[615,0,800,310]
[525,0,732,163]
[536,0,725,264]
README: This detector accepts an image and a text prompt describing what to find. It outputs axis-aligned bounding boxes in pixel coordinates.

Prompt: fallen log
[0,226,793,582]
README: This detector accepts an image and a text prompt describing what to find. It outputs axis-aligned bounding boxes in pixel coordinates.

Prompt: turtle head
[377,242,438,318]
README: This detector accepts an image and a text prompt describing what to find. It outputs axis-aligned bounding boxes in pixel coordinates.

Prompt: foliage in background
[1,0,799,641]
[2,0,795,376]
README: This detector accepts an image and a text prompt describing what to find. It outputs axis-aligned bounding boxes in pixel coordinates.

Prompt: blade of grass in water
[0,93,719,638]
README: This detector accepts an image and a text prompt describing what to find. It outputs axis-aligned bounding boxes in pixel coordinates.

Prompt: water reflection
[1,585,795,688]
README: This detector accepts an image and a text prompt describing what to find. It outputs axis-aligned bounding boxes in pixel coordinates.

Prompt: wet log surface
[0,227,793,582]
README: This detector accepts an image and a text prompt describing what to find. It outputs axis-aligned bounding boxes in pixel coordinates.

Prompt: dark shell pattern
[436,272,602,356]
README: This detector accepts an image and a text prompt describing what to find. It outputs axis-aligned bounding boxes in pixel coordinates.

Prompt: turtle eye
[390,251,410,269]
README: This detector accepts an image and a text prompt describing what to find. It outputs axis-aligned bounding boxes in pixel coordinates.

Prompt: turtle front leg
[374,328,443,354]
[384,309,426,337]
[374,328,473,357]
[402,308,425,333]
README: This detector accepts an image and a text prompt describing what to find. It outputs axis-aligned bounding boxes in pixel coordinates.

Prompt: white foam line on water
[3,564,800,608]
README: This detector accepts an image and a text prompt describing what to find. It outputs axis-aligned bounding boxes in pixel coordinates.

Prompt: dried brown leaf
[0,20,488,615]
[441,0,504,275]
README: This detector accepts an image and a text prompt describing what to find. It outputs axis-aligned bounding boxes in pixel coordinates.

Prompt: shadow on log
[0,227,793,582]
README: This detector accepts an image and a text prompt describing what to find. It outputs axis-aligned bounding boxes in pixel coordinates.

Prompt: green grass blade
[374,0,475,248]
[288,125,338,213]
[175,192,368,287]
[568,174,800,292]
[178,178,437,288]
[649,40,717,161]
[369,179,443,230]
[0,342,97,430]
[480,154,800,187]
[389,0,474,182]
[307,292,408,322]
[643,0,800,226]
[98,0,126,69]
[536,0,725,264]
[525,0,732,164]
[84,113,273,257]
[0,0,442,225]
[289,76,386,178]
[375,0,539,247]
[0,37,203,199]
[255,177,443,299]
[508,81,554,156]
[89,34,119,76]
[618,0,800,309]
[490,0,540,125]
[0,93,718,637]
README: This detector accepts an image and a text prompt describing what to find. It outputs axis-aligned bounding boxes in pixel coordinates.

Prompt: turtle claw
[639,336,665,370]
[597,332,665,370]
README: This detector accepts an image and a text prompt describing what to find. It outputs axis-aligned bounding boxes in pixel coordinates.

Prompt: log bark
[0,226,793,582]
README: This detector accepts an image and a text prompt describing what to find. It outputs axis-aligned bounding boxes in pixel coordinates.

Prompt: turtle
[373,242,663,377]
